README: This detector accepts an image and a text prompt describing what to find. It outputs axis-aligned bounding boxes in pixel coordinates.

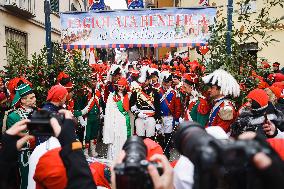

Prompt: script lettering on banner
[61,8,216,49]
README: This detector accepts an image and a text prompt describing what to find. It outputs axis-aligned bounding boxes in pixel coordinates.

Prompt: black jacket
[231,102,284,138]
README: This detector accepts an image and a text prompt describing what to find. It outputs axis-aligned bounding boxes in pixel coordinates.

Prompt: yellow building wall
[177,0,284,66]
[154,0,174,58]
[155,0,174,7]
[0,0,85,69]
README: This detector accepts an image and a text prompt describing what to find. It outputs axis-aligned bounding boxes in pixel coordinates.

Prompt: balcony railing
[4,0,36,18]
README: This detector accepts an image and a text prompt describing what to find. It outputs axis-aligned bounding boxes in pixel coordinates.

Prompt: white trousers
[161,116,174,134]
[135,117,156,137]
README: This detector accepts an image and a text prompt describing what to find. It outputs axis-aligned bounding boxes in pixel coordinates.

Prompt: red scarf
[113,93,129,111]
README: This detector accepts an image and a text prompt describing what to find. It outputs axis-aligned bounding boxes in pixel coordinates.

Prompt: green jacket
[6,111,21,129]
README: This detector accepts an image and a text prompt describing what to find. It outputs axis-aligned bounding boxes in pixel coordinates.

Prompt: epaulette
[219,101,234,121]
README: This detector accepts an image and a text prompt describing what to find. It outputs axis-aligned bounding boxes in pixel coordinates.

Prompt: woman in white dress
[103,77,131,160]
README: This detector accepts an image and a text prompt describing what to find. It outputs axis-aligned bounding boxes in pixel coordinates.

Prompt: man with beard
[130,66,162,139]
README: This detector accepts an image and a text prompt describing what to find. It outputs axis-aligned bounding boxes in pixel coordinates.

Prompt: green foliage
[3,41,92,106]
[205,0,284,106]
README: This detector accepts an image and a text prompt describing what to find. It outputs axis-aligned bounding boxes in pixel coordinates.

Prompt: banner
[61,8,216,49]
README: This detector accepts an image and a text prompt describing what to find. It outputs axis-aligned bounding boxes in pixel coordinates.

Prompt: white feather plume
[148,68,160,77]
[106,65,126,82]
[138,66,150,83]
[202,69,240,97]
[159,71,171,84]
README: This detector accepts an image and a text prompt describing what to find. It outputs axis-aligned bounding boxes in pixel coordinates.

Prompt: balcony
[4,0,35,18]
[145,0,156,8]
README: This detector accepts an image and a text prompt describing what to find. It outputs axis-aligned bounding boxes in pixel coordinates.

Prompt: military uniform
[130,86,161,138]
[183,97,210,127]
[75,88,102,157]
[159,86,181,158]
[7,107,34,189]
[207,97,237,133]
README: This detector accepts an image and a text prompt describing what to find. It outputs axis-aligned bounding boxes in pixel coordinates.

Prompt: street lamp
[44,0,52,65]
[226,0,233,55]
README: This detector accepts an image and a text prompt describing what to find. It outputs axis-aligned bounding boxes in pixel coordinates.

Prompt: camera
[174,121,273,189]
[114,136,163,189]
[27,110,64,136]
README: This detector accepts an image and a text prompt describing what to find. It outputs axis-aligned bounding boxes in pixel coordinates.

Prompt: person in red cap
[103,77,131,160]
[0,77,9,135]
[264,86,282,105]
[231,89,284,138]
[42,85,68,113]
[181,73,210,127]
[56,72,74,112]
[273,62,281,73]
[34,147,111,189]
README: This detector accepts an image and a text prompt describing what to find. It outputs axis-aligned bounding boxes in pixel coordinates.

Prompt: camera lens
[123,136,147,165]
[174,121,217,164]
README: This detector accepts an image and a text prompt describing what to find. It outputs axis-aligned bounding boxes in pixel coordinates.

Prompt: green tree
[205,0,284,105]
[4,41,92,106]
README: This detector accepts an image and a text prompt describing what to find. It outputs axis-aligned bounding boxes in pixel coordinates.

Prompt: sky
[104,0,127,10]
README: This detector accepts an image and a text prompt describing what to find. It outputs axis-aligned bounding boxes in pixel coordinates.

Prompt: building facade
[0,0,86,69]
[177,0,284,65]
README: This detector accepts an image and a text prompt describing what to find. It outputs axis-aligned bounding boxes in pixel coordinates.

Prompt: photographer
[0,119,34,189]
[1,110,98,189]
[231,89,284,138]
[174,121,284,189]
[111,150,174,189]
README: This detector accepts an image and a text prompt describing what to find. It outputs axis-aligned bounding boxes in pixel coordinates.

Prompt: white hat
[205,126,229,140]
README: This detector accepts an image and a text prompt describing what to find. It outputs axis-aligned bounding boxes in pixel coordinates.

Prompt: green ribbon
[116,100,131,138]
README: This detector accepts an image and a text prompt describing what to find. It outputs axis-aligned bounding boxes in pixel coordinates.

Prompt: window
[71,3,78,11]
[240,0,257,14]
[50,0,59,12]
[5,27,28,56]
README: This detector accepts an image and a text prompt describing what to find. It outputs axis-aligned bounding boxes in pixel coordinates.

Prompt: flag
[127,0,144,9]
[199,0,209,6]
[89,0,105,10]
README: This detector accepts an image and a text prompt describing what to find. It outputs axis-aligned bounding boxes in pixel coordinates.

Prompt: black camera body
[114,136,163,189]
[174,122,273,189]
[27,110,64,136]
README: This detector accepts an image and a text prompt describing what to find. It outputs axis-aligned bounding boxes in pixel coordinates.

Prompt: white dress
[103,92,127,160]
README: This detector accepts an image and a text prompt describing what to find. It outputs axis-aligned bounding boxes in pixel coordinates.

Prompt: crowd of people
[1,55,284,189]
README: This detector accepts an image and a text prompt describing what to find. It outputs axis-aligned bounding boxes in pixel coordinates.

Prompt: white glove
[78,116,87,127]
[131,105,139,113]
[179,117,184,124]
[100,114,104,119]
[155,124,162,130]
[138,112,148,119]
[175,121,179,126]
[155,124,163,134]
